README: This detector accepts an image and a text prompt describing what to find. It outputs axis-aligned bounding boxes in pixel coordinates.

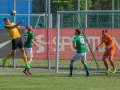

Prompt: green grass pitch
[0,68,120,90]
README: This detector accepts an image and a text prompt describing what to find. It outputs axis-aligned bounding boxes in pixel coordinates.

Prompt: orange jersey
[98,35,115,48]
[98,35,115,56]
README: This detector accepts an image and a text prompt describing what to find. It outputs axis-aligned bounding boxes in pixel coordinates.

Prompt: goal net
[55,10,120,73]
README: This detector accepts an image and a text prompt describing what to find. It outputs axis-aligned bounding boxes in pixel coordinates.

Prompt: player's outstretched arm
[9,20,24,29]
[17,26,27,30]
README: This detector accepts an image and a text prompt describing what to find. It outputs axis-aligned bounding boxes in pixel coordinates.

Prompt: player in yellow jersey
[2,18,30,75]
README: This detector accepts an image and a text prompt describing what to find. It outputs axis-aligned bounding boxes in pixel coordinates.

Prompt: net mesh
[57,11,120,73]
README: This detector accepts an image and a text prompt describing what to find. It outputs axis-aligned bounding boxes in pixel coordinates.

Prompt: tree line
[33,0,120,14]
[32,0,120,28]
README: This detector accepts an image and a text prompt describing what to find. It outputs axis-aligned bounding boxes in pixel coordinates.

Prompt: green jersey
[24,31,34,48]
[73,35,86,53]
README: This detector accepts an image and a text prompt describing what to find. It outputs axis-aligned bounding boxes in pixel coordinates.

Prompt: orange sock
[110,60,116,69]
[104,60,109,69]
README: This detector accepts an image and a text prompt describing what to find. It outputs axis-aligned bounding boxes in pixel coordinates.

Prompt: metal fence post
[13,55,16,69]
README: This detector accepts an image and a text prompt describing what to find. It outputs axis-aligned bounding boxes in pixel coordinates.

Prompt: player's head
[27,25,32,32]
[3,18,10,25]
[75,29,81,35]
[102,28,107,36]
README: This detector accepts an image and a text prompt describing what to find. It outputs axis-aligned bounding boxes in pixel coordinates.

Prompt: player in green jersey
[68,29,90,77]
[23,26,36,75]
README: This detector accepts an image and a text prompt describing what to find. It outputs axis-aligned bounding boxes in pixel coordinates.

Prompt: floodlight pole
[13,0,16,23]
[47,0,51,70]
[85,0,88,28]
[13,0,16,69]
[78,0,80,28]
[118,0,119,28]
[28,0,30,25]
[112,0,114,28]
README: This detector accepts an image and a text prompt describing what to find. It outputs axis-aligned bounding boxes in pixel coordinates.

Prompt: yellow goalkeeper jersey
[5,22,21,40]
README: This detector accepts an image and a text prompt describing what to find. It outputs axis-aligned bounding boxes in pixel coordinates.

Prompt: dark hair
[102,28,108,33]
[3,18,8,21]
[75,29,81,35]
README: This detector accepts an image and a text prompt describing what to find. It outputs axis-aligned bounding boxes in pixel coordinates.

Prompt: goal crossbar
[55,10,120,72]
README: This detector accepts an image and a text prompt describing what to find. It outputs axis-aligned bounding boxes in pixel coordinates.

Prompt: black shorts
[12,37,24,50]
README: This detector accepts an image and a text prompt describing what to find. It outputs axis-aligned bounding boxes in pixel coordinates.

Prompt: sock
[104,60,109,69]
[110,60,116,69]
[70,62,73,75]
[5,53,12,60]
[28,61,31,65]
[26,68,29,71]
[22,52,28,64]
[83,63,89,74]
[23,68,27,72]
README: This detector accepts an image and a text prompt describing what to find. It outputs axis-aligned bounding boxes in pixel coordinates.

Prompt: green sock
[26,68,29,71]
[24,68,27,72]
[70,62,73,75]
[83,63,89,73]
[25,63,30,68]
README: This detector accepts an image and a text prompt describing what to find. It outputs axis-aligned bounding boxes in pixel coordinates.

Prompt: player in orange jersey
[96,29,116,75]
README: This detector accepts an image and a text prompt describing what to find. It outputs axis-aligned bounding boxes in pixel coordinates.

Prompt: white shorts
[24,47,33,58]
[72,52,86,61]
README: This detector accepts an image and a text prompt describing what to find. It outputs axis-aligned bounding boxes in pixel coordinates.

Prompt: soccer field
[0,68,120,90]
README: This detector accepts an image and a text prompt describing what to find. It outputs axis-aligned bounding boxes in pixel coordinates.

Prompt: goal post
[55,10,120,73]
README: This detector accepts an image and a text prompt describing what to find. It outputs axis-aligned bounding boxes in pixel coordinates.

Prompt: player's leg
[2,52,13,67]
[108,49,116,74]
[109,56,116,74]
[23,68,29,76]
[69,53,83,77]
[18,38,30,69]
[81,52,90,76]
[25,48,33,65]
[103,57,111,75]
[24,48,31,64]
[20,48,30,69]
[1,39,17,67]
[103,51,111,75]
[26,57,33,75]
[21,49,30,76]
[24,47,33,75]
[69,60,74,76]
[68,53,79,76]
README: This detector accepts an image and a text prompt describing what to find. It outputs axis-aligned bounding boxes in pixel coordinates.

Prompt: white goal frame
[55,10,120,73]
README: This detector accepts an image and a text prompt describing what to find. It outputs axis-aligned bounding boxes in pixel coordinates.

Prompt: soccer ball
[10,10,16,16]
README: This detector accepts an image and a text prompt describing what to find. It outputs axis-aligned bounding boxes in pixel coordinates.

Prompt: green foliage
[91,0,119,10]
[33,0,45,13]
[90,0,101,10]
[51,0,92,12]
[32,0,120,13]
[32,0,120,28]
